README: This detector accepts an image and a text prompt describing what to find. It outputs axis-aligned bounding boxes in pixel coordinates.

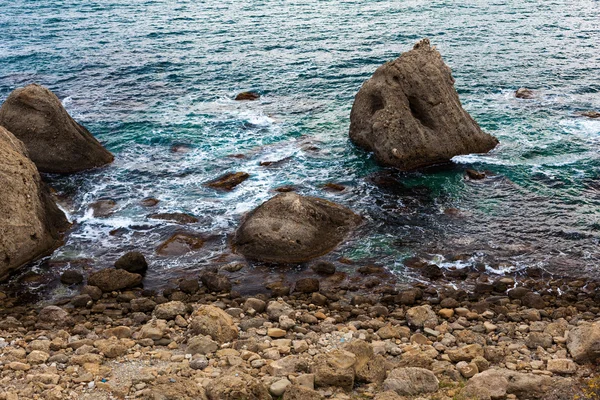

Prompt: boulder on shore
[232,192,361,263]
[0,126,69,281]
[349,39,498,170]
[0,84,114,174]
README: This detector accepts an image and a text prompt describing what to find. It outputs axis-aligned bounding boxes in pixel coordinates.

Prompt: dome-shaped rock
[0,84,114,174]
[0,127,69,281]
[232,192,361,263]
[349,39,498,170]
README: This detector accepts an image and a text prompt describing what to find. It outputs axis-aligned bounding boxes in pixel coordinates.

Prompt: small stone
[406,305,438,328]
[268,328,287,338]
[190,355,209,370]
[383,367,439,396]
[270,378,292,396]
[154,301,188,320]
[439,308,454,319]
[38,305,70,325]
[87,268,143,292]
[456,361,479,378]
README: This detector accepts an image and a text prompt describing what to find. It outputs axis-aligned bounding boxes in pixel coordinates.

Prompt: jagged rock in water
[0,84,114,174]
[232,192,361,263]
[0,126,69,281]
[515,87,535,99]
[349,39,498,170]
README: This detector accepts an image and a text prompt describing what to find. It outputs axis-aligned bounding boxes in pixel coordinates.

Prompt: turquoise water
[1,0,599,290]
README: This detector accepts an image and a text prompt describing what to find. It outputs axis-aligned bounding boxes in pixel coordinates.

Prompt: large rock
[313,350,356,391]
[232,192,361,263]
[567,322,600,362]
[189,305,239,343]
[87,268,143,292]
[383,367,439,396]
[463,369,552,400]
[0,84,114,173]
[0,127,69,281]
[349,39,498,170]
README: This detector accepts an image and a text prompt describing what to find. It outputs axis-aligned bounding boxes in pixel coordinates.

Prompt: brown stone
[205,172,249,191]
[0,84,113,173]
[156,233,204,256]
[349,39,498,170]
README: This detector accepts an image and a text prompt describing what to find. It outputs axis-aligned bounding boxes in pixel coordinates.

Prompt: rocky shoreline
[0,263,599,400]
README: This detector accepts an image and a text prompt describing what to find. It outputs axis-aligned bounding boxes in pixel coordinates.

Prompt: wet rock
[313,350,356,391]
[383,367,439,396]
[515,87,535,99]
[508,286,530,300]
[140,197,160,207]
[205,172,250,191]
[200,272,231,293]
[189,305,239,343]
[349,39,498,170]
[232,192,361,263]
[114,251,148,274]
[0,127,69,281]
[235,91,260,101]
[567,321,600,362]
[466,169,486,180]
[88,268,142,292]
[406,305,438,328]
[206,370,270,400]
[89,199,117,217]
[322,182,346,192]
[420,264,442,280]
[148,212,199,224]
[179,278,199,294]
[81,285,103,300]
[71,294,92,307]
[153,301,187,320]
[38,306,70,325]
[581,111,600,119]
[310,261,336,275]
[131,297,157,313]
[522,292,546,309]
[0,84,114,173]
[60,270,84,285]
[156,233,204,256]
[295,278,320,293]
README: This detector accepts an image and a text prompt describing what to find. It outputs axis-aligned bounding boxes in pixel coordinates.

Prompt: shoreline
[0,263,598,399]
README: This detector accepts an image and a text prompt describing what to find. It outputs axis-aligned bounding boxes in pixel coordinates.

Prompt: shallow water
[1,0,599,296]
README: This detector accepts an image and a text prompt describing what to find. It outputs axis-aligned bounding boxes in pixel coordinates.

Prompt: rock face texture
[0,127,69,281]
[232,192,361,263]
[0,84,113,174]
[349,39,498,170]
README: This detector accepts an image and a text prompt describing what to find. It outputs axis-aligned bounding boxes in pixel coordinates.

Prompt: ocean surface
[1,0,599,296]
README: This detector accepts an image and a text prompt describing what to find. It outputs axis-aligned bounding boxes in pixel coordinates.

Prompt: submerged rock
[515,87,535,99]
[232,192,361,263]
[234,91,260,101]
[0,84,114,174]
[156,233,205,256]
[205,172,249,191]
[349,39,498,170]
[581,111,600,119]
[0,127,69,281]
[148,212,199,224]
